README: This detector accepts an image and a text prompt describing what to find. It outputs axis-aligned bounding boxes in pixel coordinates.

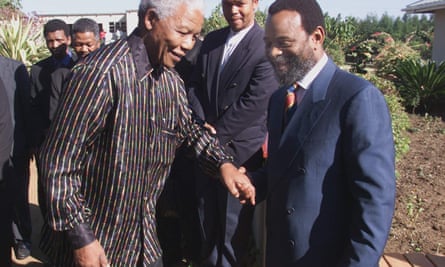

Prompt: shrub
[393,59,445,113]
[346,32,395,74]
[0,16,49,67]
[374,41,419,79]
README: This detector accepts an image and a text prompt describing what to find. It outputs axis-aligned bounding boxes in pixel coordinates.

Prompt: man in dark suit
[49,18,101,123]
[187,0,278,266]
[0,56,33,260]
[0,77,14,267]
[30,19,76,219]
[30,19,76,149]
[253,0,396,266]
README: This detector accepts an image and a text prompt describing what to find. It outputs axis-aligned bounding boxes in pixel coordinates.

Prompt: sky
[20,0,417,19]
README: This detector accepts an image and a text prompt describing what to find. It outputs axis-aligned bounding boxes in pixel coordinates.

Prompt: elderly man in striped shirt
[37,0,255,266]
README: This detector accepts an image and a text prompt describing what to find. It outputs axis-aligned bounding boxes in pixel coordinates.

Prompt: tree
[0,0,21,9]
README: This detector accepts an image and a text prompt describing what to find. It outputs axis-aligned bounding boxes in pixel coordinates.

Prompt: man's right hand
[73,240,109,267]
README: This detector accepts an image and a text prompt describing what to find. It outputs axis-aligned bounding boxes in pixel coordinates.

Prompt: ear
[144,8,159,31]
[311,26,325,45]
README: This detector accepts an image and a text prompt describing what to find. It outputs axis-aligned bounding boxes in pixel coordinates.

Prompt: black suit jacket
[30,54,76,146]
[0,56,32,165]
[0,78,12,182]
[188,23,278,166]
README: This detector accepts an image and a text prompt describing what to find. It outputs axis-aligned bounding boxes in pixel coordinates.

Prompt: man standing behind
[30,19,76,148]
[37,0,255,266]
[0,56,33,260]
[187,0,278,266]
[254,0,396,266]
[49,18,101,122]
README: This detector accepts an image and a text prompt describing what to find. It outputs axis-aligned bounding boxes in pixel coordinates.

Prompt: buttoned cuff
[65,222,96,249]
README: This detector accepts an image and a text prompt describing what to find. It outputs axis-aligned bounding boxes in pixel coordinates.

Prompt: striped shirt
[38,32,231,266]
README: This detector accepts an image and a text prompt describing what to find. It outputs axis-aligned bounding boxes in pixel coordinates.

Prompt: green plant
[0,16,49,67]
[373,41,419,79]
[406,194,424,220]
[202,4,227,35]
[393,59,445,113]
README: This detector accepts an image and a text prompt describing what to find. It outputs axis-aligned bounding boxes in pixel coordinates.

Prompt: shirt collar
[297,52,328,90]
[127,29,156,80]
[226,22,254,45]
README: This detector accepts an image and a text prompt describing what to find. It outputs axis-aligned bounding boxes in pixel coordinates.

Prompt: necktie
[284,84,298,125]
[262,84,298,159]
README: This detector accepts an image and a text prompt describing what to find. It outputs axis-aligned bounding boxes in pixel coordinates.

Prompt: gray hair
[72,18,100,41]
[138,0,204,21]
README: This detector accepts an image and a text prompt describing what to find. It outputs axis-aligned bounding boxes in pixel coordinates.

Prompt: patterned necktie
[262,84,299,159]
[284,83,298,125]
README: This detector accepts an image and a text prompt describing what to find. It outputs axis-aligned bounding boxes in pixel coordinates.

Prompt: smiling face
[264,10,320,86]
[72,31,101,58]
[143,3,203,68]
[222,0,258,32]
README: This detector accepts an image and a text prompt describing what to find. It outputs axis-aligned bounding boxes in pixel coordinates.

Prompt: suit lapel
[218,24,258,91]
[206,28,230,113]
[268,59,337,179]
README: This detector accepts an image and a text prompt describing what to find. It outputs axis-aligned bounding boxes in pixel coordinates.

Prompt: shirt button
[286,208,295,215]
[288,240,295,247]
[298,167,306,174]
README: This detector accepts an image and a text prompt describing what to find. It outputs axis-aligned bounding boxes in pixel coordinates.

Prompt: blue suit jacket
[256,59,396,267]
[188,23,278,166]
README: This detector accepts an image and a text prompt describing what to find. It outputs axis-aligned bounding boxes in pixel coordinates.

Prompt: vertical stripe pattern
[38,37,231,266]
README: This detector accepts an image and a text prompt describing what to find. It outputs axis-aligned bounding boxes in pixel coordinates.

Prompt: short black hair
[268,0,325,35]
[43,19,70,38]
[72,18,100,40]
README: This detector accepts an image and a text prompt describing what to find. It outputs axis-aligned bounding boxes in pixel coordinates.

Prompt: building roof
[403,0,445,13]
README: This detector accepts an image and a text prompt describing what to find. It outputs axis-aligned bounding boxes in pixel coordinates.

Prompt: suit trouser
[0,176,14,267]
[12,157,32,243]
[157,147,202,265]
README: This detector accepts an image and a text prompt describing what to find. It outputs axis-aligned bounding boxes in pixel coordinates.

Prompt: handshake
[219,163,256,205]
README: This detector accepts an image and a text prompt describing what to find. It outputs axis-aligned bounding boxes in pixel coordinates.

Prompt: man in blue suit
[253,0,396,266]
[187,0,278,266]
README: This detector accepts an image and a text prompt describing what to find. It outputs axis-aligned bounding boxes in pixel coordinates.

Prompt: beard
[270,50,317,87]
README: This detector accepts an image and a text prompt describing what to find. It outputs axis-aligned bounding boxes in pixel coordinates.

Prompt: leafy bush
[373,41,420,79]
[393,59,445,113]
[346,32,396,74]
[0,16,49,67]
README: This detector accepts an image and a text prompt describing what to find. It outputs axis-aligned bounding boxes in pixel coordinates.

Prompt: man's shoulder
[0,56,23,68]
[31,56,53,72]
[76,39,130,74]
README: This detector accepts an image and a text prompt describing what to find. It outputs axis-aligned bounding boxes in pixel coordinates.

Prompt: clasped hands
[203,122,256,205]
[219,163,256,205]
